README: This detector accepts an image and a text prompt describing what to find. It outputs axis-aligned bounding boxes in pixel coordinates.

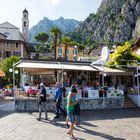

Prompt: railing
[15,86,124,98]
[14,87,125,111]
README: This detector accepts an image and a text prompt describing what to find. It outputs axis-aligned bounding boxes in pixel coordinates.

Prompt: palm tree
[50,27,61,59]
[61,36,72,61]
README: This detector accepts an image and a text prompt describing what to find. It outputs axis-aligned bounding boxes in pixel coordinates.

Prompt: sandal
[70,137,77,140]
[67,131,71,135]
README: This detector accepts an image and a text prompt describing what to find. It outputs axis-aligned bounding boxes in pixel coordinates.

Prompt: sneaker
[54,115,59,119]
[70,136,77,140]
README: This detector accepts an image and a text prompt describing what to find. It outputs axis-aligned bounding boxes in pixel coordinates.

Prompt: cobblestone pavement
[0,108,140,140]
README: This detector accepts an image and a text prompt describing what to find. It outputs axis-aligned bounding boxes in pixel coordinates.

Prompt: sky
[0,0,102,30]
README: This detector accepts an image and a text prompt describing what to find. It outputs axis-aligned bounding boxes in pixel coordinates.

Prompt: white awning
[93,65,133,75]
[60,64,97,71]
[94,66,124,72]
[16,61,97,71]
[16,62,62,69]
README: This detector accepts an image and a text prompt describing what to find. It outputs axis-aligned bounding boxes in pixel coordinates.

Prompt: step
[124,96,137,108]
[124,106,137,108]
[124,102,136,104]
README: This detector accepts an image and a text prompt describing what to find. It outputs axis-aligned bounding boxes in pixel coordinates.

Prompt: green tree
[109,42,132,66]
[50,27,61,59]
[1,56,20,84]
[35,32,49,52]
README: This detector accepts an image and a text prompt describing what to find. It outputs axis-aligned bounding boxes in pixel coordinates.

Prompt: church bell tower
[22,8,29,42]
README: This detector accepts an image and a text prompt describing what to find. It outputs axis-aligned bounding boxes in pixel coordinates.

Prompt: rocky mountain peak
[28,17,80,43]
[72,0,140,48]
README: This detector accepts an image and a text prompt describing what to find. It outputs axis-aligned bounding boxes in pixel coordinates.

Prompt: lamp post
[9,61,20,103]
[73,45,77,61]
[9,67,18,87]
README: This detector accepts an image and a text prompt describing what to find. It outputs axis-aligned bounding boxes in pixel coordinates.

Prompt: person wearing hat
[37,83,48,121]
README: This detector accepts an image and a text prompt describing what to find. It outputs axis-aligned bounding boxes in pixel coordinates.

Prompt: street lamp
[9,62,20,103]
[9,68,13,73]
[15,70,19,74]
[8,61,21,106]
[9,68,19,86]
[73,45,77,61]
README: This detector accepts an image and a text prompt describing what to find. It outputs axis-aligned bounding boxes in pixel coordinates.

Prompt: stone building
[0,9,30,60]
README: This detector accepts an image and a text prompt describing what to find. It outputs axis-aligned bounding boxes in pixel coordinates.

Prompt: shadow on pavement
[75,125,126,140]
[0,110,14,119]
[39,118,125,140]
[25,108,139,140]
[81,121,97,127]
[39,119,87,140]
[80,108,140,121]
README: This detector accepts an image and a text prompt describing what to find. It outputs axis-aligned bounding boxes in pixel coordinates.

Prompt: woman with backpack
[66,88,78,140]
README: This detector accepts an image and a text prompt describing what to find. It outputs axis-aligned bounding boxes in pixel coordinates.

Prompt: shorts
[67,111,75,123]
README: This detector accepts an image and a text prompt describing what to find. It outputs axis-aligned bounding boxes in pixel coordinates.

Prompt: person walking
[67,88,78,140]
[65,85,76,128]
[37,83,48,121]
[54,82,66,119]
[74,101,80,126]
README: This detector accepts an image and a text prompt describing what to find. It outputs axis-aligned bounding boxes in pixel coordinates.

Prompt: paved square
[0,108,140,140]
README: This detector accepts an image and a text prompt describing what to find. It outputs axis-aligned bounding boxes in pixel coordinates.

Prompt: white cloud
[49,0,61,5]
[52,0,60,5]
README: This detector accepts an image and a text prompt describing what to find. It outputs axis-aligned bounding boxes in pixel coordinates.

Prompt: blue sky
[0,0,102,30]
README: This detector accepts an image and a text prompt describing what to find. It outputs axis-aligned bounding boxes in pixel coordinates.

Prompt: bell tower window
[24,21,26,27]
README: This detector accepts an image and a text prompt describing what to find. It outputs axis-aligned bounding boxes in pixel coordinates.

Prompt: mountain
[28,17,80,42]
[71,0,140,48]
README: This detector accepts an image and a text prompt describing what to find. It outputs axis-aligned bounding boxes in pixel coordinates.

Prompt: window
[66,56,68,61]
[58,48,62,53]
[16,43,19,48]
[4,32,10,35]
[73,49,77,54]
[5,51,11,57]
[58,48,62,57]
[7,42,9,47]
[24,14,26,18]
[24,21,26,27]
[14,51,21,56]
[66,49,69,54]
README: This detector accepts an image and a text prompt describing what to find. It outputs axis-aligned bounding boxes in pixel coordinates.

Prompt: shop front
[14,59,133,111]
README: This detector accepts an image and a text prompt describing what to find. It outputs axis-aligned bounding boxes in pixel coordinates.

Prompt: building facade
[56,44,78,61]
[0,9,30,60]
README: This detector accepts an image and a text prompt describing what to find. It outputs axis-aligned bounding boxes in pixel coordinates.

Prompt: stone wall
[15,97,124,112]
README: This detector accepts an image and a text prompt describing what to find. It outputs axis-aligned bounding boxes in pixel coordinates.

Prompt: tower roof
[23,8,28,14]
